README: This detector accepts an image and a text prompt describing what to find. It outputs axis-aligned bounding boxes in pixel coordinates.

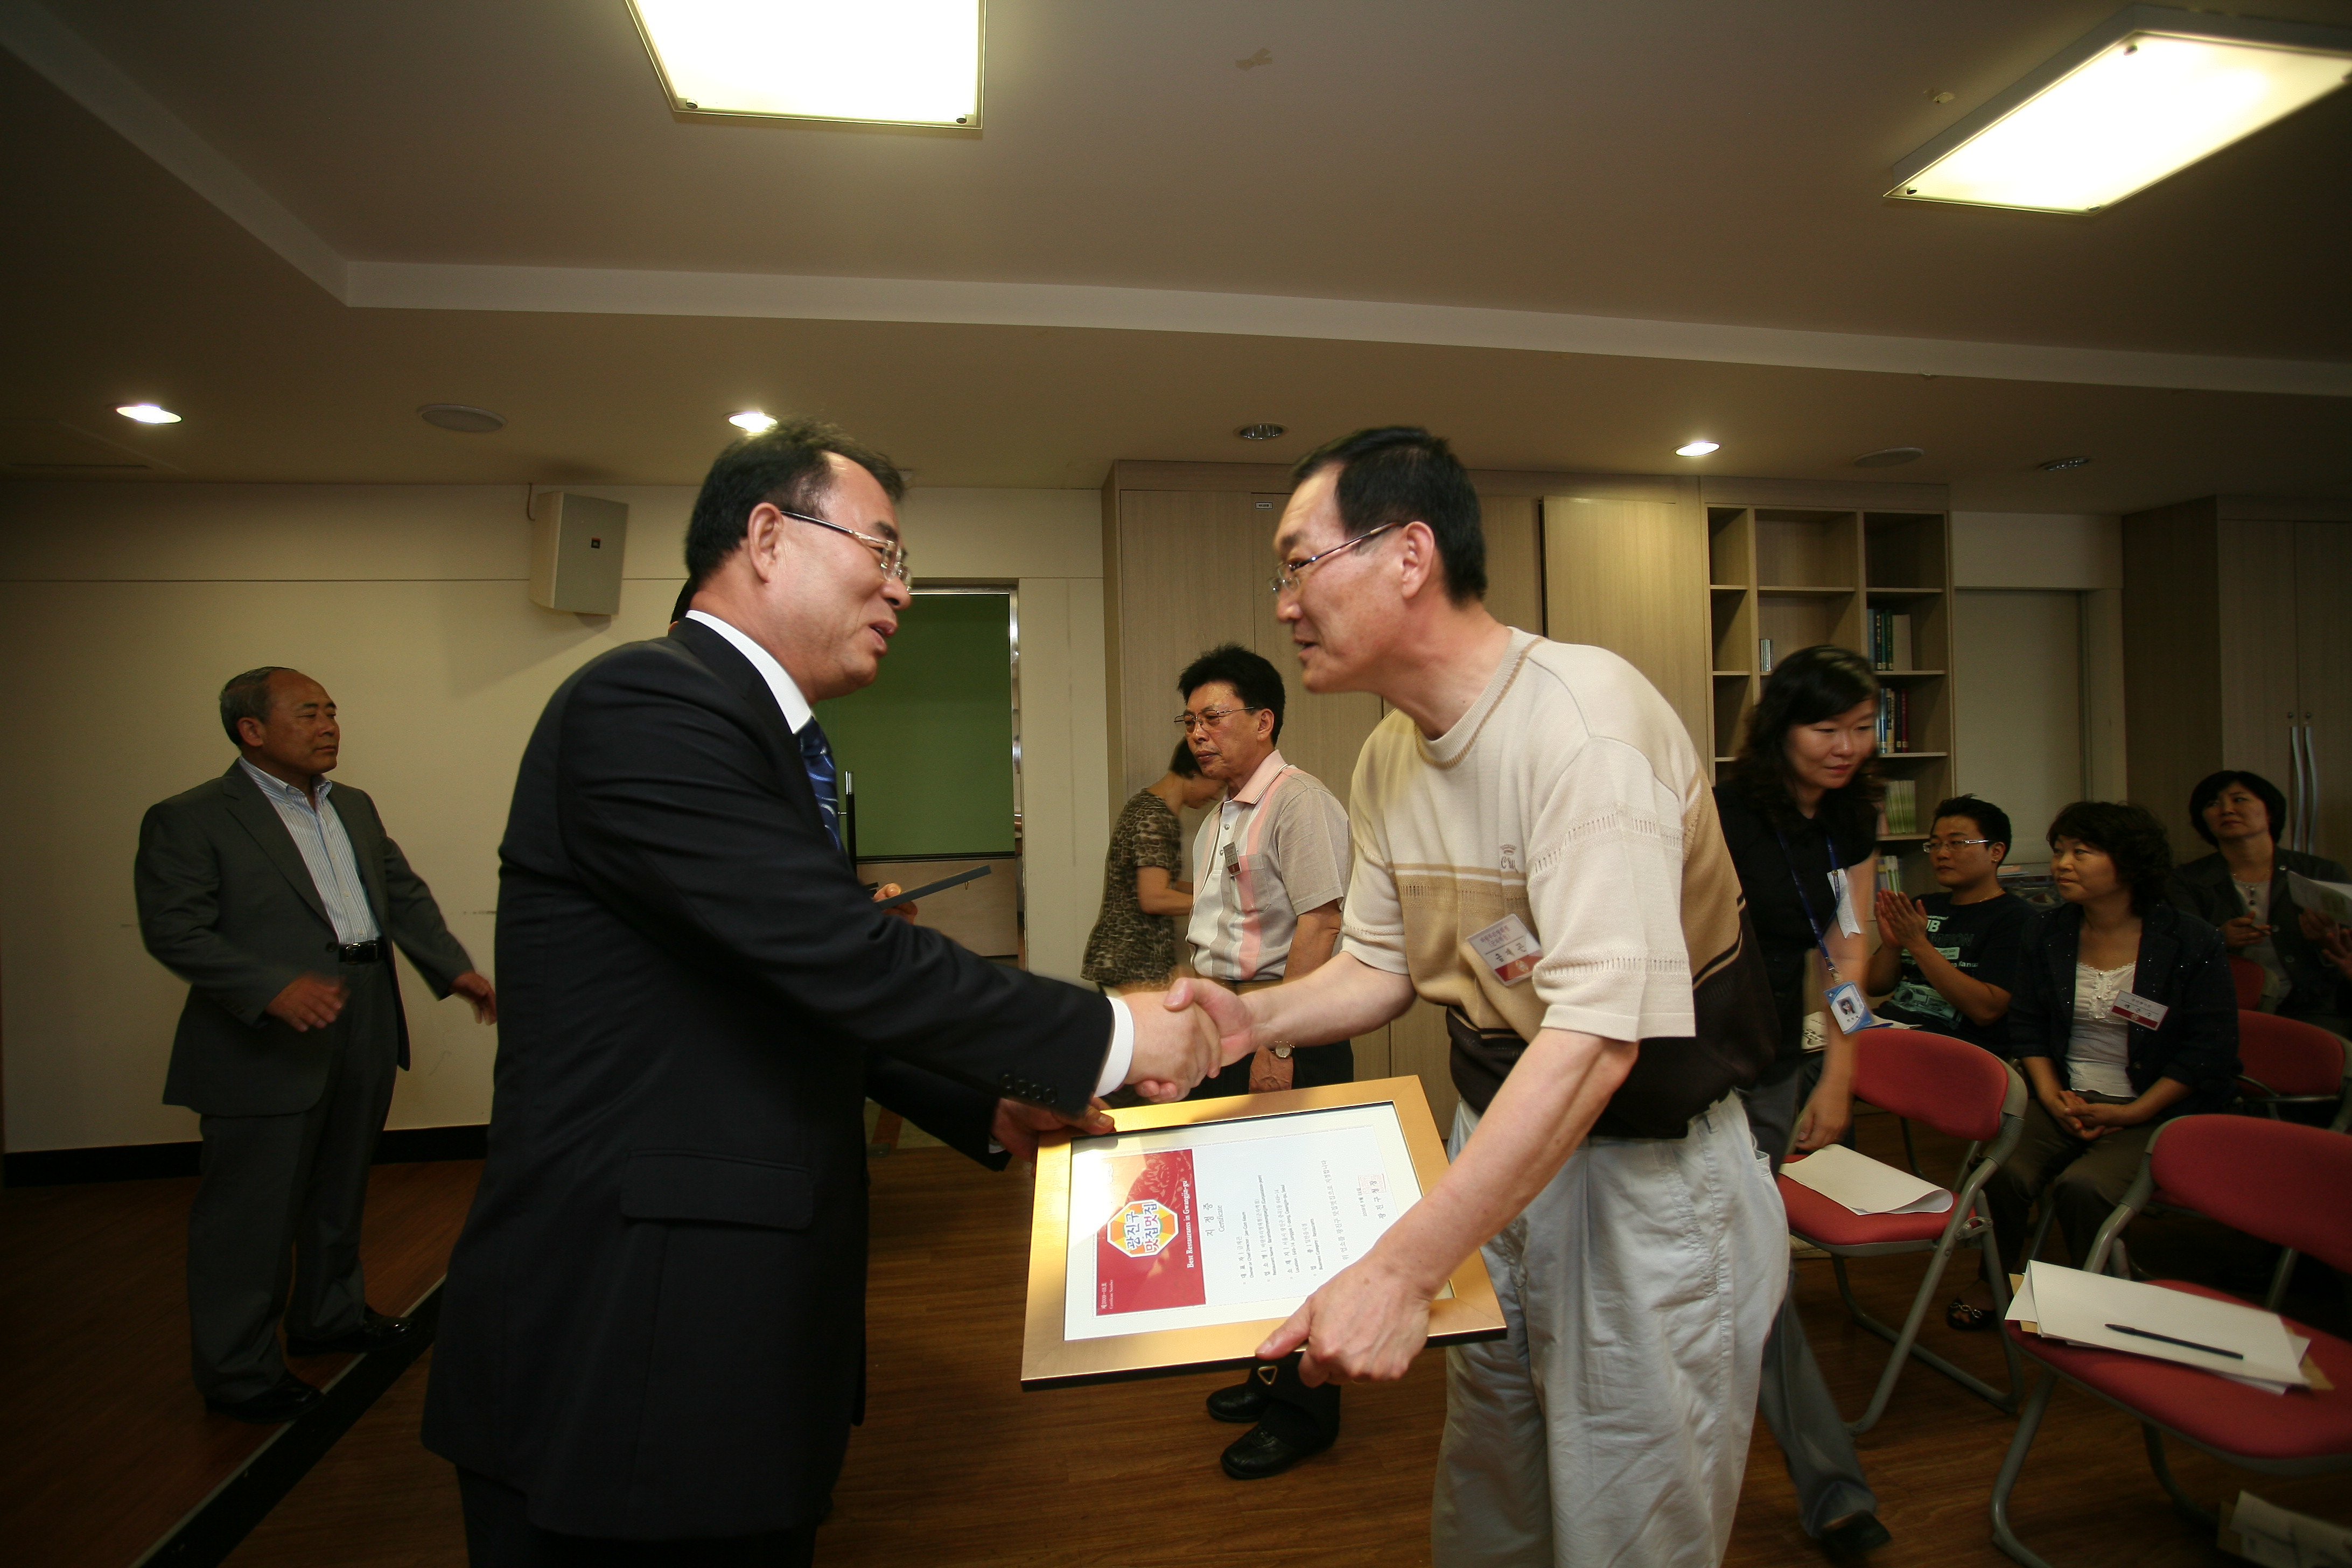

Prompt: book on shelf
[1879,778,1917,836]
[1874,688,1912,752]
[1877,859,1906,894]
[1867,609,1914,671]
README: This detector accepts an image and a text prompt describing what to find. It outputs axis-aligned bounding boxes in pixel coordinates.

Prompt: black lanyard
[1773,823,1851,983]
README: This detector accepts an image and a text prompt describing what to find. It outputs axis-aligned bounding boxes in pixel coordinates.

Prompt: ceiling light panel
[1891,6,2352,213]
[629,1,984,128]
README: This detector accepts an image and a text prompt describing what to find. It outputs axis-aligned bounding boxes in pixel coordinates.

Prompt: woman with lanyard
[1713,643,1888,1559]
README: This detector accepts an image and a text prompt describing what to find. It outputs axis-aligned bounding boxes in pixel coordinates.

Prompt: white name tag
[1831,867,1864,937]
[1468,914,1541,986]
[2110,989,2169,1028]
[1825,980,1876,1034]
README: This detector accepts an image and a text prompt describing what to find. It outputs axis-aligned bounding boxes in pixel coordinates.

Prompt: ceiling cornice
[10,0,2349,400]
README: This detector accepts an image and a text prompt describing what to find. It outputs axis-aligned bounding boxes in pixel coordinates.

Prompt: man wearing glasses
[1169,426,1783,1568]
[1867,794,2028,1055]
[1172,641,1355,1480]
[425,419,1230,1565]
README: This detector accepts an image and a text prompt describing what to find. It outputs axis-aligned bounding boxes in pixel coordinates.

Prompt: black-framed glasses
[778,507,911,582]
[1923,836,1993,853]
[1268,520,1402,595]
[1173,705,1262,733]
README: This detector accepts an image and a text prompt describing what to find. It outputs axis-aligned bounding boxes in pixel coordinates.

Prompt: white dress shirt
[236,759,381,947]
[684,610,1133,1094]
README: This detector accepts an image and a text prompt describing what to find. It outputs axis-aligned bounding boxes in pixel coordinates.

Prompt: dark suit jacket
[2169,849,2351,1027]
[135,764,474,1116]
[2006,901,2241,1115]
[421,620,1111,1540]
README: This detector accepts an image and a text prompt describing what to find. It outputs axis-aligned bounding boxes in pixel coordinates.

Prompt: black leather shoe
[205,1373,322,1425]
[1207,1376,1272,1424]
[1219,1422,1333,1480]
[288,1308,416,1357]
[1822,1512,1892,1557]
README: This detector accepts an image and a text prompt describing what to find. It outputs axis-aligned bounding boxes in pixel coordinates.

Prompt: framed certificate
[1020,1075,1504,1389]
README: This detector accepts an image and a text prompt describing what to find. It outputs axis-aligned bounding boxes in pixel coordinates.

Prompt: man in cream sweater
[1172,427,1783,1568]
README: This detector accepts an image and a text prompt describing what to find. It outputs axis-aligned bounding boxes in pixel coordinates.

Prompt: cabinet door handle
[2304,719,2320,854]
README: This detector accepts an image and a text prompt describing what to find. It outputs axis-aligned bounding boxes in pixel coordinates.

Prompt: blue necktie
[797,719,843,852]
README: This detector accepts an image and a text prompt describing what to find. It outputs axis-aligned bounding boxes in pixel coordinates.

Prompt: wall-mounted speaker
[529,492,629,614]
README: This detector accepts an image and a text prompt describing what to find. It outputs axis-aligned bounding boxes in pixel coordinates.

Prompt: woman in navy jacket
[1949,801,2238,1330]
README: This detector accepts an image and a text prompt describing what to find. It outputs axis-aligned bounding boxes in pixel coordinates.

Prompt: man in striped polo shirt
[1175,642,1356,1481]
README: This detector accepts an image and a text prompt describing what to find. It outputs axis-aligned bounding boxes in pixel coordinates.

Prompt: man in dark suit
[136,667,495,1423]
[422,419,1227,1565]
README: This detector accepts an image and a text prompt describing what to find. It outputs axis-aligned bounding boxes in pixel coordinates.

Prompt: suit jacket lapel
[335,787,394,932]
[219,764,333,929]
[667,622,837,853]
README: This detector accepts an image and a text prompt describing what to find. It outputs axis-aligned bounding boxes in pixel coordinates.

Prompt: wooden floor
[0,1159,479,1568]
[215,1111,2349,1568]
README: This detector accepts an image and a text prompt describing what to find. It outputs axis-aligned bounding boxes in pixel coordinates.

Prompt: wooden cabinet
[2126,496,2352,856]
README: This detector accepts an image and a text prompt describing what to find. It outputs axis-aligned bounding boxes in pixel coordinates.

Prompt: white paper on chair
[1779,1144,1954,1216]
[2287,870,2352,929]
[2022,1261,2310,1390]
[2227,1490,2352,1568]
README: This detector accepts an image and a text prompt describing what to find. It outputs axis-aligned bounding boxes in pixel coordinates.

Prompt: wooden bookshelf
[1703,504,1957,893]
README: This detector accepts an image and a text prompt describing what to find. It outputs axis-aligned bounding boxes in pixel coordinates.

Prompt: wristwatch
[1270,1044,1293,1060]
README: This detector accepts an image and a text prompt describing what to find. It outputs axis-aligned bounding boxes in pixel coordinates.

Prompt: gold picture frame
[1020,1075,1504,1389]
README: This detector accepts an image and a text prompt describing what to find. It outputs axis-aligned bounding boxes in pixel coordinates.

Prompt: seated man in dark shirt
[1868,795,2032,1053]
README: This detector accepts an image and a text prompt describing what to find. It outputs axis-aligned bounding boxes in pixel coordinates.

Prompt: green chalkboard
[814,591,1016,858]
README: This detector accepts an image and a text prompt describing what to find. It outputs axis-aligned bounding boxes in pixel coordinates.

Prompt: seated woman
[1079,740,1222,993]
[1867,794,2031,1054]
[2169,769,2351,1035]
[1947,801,2238,1330]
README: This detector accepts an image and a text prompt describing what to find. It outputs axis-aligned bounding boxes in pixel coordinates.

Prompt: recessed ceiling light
[1854,446,1926,468]
[116,403,181,424]
[1889,8,2352,213]
[1676,440,1720,457]
[2040,454,2094,471]
[1236,423,1286,442]
[418,403,506,434]
[628,0,983,128]
[729,410,779,434]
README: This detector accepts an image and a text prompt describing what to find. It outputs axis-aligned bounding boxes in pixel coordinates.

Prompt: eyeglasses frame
[1268,520,1404,596]
[1173,705,1265,733]
[775,506,911,582]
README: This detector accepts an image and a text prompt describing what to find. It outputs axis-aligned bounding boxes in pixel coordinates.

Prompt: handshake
[1122,978,1261,1103]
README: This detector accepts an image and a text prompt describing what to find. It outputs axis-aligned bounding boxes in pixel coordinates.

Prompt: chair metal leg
[1990,1371,2063,1568]
[2266,1246,2299,1312]
[2143,1424,2219,1529]
[1834,1225,2013,1433]
[2026,1205,2054,1266]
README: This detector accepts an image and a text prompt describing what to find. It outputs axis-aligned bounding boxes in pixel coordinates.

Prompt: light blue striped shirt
[237,759,381,947]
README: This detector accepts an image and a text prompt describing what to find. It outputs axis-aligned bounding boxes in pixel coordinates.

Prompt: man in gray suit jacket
[136,666,495,1423]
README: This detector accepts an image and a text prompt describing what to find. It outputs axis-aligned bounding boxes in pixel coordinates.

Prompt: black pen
[2105,1322,2242,1360]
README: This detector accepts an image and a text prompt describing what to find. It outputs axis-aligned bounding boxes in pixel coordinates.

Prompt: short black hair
[2186,769,2287,845]
[1168,738,1202,779]
[1730,644,1882,842]
[1933,795,2012,857]
[1289,426,1486,604]
[681,418,905,587]
[1179,643,1286,744]
[219,666,288,744]
[2048,800,2174,914]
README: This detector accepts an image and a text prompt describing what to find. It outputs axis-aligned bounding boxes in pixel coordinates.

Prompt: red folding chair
[2235,1011,2352,1306]
[2227,954,2266,1011]
[1989,1115,2352,1568]
[1779,1027,2027,1433]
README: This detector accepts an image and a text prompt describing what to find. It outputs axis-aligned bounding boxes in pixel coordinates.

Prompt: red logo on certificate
[1095,1150,1206,1314]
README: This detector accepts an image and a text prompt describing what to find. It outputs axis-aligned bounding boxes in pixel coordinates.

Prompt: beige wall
[1951,512,2128,804]
[0,481,1103,1153]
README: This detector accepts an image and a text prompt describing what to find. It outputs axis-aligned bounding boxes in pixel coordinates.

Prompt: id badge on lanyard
[1777,825,1875,1034]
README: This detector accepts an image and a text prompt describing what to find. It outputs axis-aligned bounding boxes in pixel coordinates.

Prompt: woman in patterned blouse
[1082,741,1222,990]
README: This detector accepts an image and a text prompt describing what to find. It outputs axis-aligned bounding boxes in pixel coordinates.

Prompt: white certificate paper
[1061,1103,1429,1341]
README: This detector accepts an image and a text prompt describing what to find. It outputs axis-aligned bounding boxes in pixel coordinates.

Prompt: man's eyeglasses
[1923,837,1994,853]
[1268,521,1402,596]
[1173,705,1262,733]
[778,507,911,583]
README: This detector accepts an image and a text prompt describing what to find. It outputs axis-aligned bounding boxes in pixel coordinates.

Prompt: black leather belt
[334,939,387,964]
